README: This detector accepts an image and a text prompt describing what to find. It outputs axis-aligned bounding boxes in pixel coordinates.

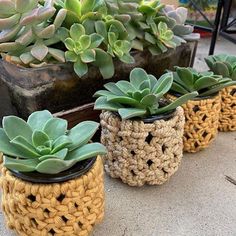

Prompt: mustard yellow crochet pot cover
[0,155,104,236]
[168,94,221,153]
[100,107,185,187]
[219,85,236,132]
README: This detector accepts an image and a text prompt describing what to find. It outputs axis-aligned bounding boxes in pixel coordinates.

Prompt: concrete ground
[1,37,236,236]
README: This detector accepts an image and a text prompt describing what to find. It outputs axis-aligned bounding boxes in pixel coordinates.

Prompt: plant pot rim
[111,108,176,124]
[170,91,219,101]
[8,157,97,184]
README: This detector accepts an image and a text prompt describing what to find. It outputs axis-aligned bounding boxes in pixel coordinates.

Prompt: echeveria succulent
[94,67,198,119]
[0,110,107,174]
[170,67,236,97]
[205,54,236,81]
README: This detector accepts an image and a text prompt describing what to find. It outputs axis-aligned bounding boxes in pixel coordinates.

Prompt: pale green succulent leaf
[10,136,40,158]
[52,135,72,153]
[130,68,149,89]
[65,51,78,62]
[116,81,136,94]
[90,33,104,48]
[194,76,219,91]
[3,116,32,141]
[4,156,39,172]
[32,130,50,148]
[81,49,96,63]
[67,121,99,151]
[64,38,75,51]
[31,42,48,61]
[0,14,21,30]
[27,110,53,131]
[70,23,85,41]
[66,142,107,161]
[65,0,81,16]
[48,48,65,63]
[152,72,173,94]
[43,118,67,140]
[94,96,123,111]
[73,57,88,77]
[118,108,147,119]
[39,148,68,161]
[176,67,194,89]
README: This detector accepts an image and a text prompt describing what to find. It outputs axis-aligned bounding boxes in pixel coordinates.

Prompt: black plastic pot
[0,42,198,119]
[9,157,96,184]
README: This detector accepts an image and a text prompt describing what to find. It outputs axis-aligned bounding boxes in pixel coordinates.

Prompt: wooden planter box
[0,41,198,119]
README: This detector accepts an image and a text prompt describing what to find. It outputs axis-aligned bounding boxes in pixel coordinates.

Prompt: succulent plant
[0,0,67,67]
[94,67,198,119]
[205,54,236,81]
[0,110,107,174]
[163,5,193,37]
[170,67,236,97]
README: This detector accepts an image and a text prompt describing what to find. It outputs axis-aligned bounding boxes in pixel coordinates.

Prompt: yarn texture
[0,154,104,236]
[100,107,185,187]
[219,85,236,132]
[168,94,221,153]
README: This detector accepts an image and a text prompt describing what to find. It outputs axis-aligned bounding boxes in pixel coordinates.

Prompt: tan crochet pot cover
[100,107,185,187]
[168,94,221,153]
[0,155,104,236]
[219,85,236,132]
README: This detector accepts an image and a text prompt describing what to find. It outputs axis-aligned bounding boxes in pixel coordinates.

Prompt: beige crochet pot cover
[168,94,221,153]
[0,155,104,236]
[219,85,236,132]
[100,107,185,187]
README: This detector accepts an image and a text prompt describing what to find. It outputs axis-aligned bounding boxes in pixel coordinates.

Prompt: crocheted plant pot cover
[218,85,236,132]
[0,156,104,236]
[168,94,221,153]
[100,107,185,187]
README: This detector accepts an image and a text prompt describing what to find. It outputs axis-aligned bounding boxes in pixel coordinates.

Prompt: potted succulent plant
[0,110,107,235]
[205,54,236,132]
[168,67,236,153]
[0,0,198,119]
[94,68,197,186]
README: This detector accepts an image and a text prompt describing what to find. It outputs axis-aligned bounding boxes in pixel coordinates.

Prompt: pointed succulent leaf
[94,96,123,111]
[140,94,158,106]
[79,35,91,50]
[27,110,53,131]
[67,121,99,151]
[10,136,40,158]
[32,131,49,148]
[43,118,67,140]
[4,156,39,172]
[171,82,189,94]
[36,158,76,174]
[54,9,67,29]
[194,77,219,91]
[0,25,21,43]
[104,82,125,96]
[118,108,147,119]
[3,116,32,141]
[93,90,114,97]
[66,143,107,161]
[52,135,72,153]
[94,48,114,79]
[152,72,173,94]
[37,25,56,39]
[31,42,48,61]
[107,95,142,107]
[130,68,149,89]
[119,54,135,64]
[176,67,194,89]
[156,92,198,114]
[95,21,108,42]
[116,80,135,94]
[39,148,68,161]
[0,128,32,159]
[74,58,88,77]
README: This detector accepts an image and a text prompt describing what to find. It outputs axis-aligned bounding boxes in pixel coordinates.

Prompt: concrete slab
[1,37,236,236]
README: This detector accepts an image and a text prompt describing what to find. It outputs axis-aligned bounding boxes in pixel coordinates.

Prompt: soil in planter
[0,42,195,119]
[100,107,185,187]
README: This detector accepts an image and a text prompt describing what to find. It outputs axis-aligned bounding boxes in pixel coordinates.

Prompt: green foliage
[94,67,198,119]
[205,54,236,81]
[170,67,236,97]
[0,0,194,78]
[0,0,67,66]
[0,110,106,174]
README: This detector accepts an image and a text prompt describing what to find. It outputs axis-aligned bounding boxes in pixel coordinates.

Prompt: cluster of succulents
[170,67,236,97]
[0,0,67,67]
[0,110,106,174]
[205,54,236,80]
[0,0,194,78]
[94,68,198,119]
